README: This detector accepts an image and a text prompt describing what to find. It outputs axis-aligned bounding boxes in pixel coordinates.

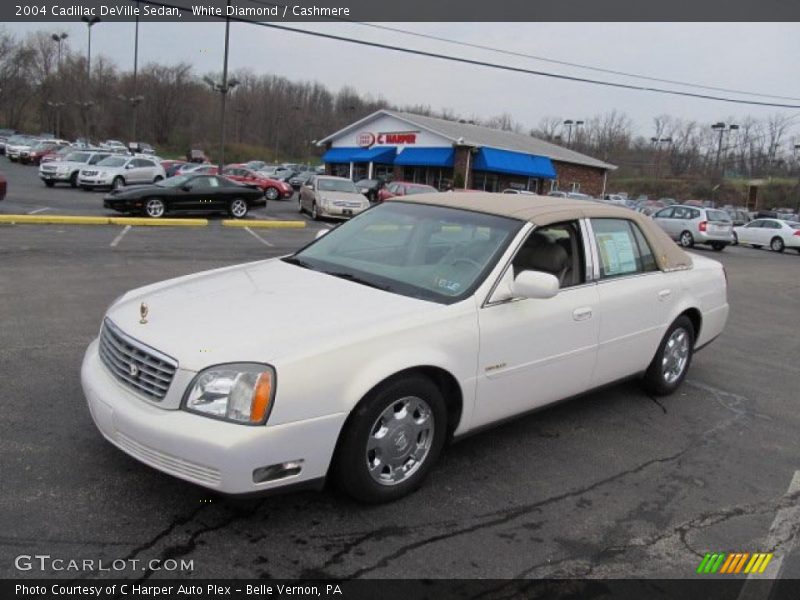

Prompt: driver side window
[511,221,585,288]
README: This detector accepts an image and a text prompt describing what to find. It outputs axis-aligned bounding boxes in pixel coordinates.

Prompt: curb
[221,220,306,229]
[0,215,208,226]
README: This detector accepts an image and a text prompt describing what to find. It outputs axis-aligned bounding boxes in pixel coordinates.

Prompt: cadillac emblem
[128,362,140,378]
[139,302,149,324]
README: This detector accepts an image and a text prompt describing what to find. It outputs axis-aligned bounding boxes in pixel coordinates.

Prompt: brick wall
[551,161,606,196]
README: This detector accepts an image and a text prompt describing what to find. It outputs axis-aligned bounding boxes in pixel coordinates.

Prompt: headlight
[182,363,276,425]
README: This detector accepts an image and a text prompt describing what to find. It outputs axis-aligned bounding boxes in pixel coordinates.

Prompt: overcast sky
[9,21,800,140]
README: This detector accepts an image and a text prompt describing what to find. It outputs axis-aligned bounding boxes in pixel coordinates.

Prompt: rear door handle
[573,307,593,321]
[658,289,672,301]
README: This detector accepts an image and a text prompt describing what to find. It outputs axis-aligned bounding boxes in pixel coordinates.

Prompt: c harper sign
[356,131,419,148]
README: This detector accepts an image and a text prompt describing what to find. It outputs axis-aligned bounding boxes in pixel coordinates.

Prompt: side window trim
[580,218,600,281]
[589,217,660,282]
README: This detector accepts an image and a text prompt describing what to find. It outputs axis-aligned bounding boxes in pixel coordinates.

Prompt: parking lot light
[81,16,101,82]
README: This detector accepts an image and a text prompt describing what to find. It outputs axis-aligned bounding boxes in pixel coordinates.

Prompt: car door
[126,158,149,184]
[760,220,782,246]
[175,176,216,211]
[653,207,676,238]
[589,217,674,386]
[737,219,761,245]
[473,220,600,427]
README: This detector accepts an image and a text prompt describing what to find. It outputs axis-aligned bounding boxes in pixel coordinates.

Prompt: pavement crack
[647,394,668,414]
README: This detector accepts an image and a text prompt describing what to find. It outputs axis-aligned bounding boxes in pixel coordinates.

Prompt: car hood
[41,160,88,169]
[106,183,164,197]
[105,258,436,371]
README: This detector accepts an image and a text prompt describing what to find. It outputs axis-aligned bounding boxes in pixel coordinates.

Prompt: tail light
[698,221,708,232]
[794,231,800,237]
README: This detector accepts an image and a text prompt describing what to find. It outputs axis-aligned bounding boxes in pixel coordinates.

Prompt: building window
[330,163,349,178]
[550,180,560,192]
[570,182,581,193]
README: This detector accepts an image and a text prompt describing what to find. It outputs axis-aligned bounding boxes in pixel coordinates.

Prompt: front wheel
[265,187,279,201]
[144,197,166,218]
[679,231,694,248]
[731,232,738,246]
[153,175,163,183]
[333,375,447,503]
[44,180,55,188]
[70,172,78,188]
[112,177,125,191]
[228,198,249,218]
[770,237,785,253]
[641,315,695,396]
[311,202,320,221]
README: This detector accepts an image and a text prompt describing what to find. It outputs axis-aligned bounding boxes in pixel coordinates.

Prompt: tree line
[1,27,797,181]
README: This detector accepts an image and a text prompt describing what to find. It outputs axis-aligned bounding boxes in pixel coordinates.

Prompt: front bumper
[81,339,345,494]
[40,172,70,183]
[78,177,112,188]
[695,230,733,245]
[318,204,367,219]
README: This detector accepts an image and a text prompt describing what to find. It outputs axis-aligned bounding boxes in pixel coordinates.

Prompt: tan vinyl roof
[397,192,692,271]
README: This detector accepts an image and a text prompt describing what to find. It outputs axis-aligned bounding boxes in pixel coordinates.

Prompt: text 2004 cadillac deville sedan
[81,193,728,503]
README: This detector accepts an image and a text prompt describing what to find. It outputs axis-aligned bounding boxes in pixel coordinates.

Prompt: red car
[377,181,438,202]
[21,141,70,165]
[222,165,293,200]
[161,160,188,178]
[39,146,73,165]
[0,172,6,201]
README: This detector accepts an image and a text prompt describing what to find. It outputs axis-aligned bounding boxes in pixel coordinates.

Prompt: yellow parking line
[0,215,208,227]
[222,220,306,228]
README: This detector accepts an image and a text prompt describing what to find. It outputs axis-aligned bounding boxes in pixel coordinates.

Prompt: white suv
[39,150,112,187]
[78,155,165,190]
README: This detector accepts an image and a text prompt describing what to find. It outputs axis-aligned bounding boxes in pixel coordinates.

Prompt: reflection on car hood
[106,258,435,371]
[318,191,367,202]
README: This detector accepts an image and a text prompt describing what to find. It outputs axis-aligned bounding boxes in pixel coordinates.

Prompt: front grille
[98,319,177,400]
[82,170,98,176]
[41,165,56,172]
[332,200,363,207]
[116,432,221,486]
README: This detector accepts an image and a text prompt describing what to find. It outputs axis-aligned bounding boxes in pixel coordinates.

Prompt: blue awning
[321,147,361,163]
[352,146,397,163]
[394,147,455,167]
[321,146,397,164]
[473,148,556,179]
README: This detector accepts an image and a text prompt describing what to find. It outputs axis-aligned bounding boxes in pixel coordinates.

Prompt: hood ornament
[139,302,149,324]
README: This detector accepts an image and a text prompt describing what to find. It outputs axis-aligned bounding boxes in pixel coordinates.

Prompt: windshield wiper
[324,271,390,291]
[282,256,315,270]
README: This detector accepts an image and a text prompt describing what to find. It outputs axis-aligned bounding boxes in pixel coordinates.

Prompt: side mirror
[512,270,559,299]
[315,229,329,240]
[125,164,134,169]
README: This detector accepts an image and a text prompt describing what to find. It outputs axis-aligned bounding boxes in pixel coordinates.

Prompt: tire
[81,185,92,191]
[711,242,726,252]
[641,315,695,396]
[731,232,738,246]
[333,375,447,503]
[153,175,163,183]
[144,197,166,218]
[311,202,320,221]
[679,231,694,248]
[770,237,785,253]
[69,172,78,188]
[44,180,55,188]
[751,244,762,249]
[228,198,249,218]
[265,187,279,201]
[112,177,125,191]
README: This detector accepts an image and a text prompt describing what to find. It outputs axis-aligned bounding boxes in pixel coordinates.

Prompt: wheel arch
[328,365,464,475]
[678,307,702,342]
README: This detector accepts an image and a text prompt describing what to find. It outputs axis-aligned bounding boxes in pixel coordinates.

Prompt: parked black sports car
[103,174,266,218]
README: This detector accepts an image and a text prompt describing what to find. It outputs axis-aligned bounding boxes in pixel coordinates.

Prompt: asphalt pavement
[1,157,799,582]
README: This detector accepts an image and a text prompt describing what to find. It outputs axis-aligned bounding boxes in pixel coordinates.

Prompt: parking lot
[1,157,799,581]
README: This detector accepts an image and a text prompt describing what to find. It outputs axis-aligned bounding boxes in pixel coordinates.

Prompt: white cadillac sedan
[81,193,728,503]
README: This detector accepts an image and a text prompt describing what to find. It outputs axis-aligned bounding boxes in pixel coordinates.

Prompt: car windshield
[97,156,127,167]
[406,185,438,195]
[157,175,193,187]
[707,209,731,222]
[317,179,359,193]
[64,152,90,163]
[286,202,523,304]
[8,135,32,144]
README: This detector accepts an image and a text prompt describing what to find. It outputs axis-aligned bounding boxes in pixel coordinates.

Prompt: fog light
[252,460,304,483]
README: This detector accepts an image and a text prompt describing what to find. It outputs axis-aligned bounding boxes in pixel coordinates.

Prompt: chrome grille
[82,169,98,176]
[332,200,363,207]
[41,165,56,172]
[98,319,177,400]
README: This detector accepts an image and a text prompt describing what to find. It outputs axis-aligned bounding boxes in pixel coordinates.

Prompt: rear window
[707,210,731,222]
[790,223,800,230]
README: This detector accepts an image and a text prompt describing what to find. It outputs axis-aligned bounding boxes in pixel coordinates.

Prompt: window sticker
[596,232,637,275]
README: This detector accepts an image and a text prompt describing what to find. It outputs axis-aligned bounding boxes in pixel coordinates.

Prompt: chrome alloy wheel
[145,198,165,218]
[230,198,248,218]
[366,396,434,486]
[662,327,690,384]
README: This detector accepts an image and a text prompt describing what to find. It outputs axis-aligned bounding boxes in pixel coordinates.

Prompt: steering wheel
[450,257,482,271]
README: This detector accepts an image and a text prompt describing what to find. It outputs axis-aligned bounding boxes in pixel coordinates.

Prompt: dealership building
[317,110,616,196]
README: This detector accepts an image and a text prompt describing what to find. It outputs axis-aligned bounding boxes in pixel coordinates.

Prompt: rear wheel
[265,187,279,201]
[751,244,762,249]
[711,242,726,252]
[679,231,694,248]
[144,197,165,218]
[731,231,738,246]
[69,172,79,188]
[333,375,447,503]
[770,237,785,253]
[228,198,248,218]
[641,315,695,396]
[153,175,163,183]
[44,180,55,188]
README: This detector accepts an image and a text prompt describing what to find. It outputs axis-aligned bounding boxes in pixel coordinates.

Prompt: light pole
[81,16,101,82]
[50,33,68,138]
[563,119,584,146]
[75,100,95,142]
[47,101,66,138]
[650,136,672,179]
[51,32,67,67]
[711,122,738,178]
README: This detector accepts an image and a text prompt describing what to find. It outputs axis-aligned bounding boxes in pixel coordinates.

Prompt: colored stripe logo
[696,552,774,574]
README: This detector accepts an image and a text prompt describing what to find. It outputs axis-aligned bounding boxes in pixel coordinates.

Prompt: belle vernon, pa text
[16,584,344,596]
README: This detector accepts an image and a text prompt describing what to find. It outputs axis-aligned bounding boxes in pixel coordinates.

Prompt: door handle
[658,289,672,301]
[573,307,593,321]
